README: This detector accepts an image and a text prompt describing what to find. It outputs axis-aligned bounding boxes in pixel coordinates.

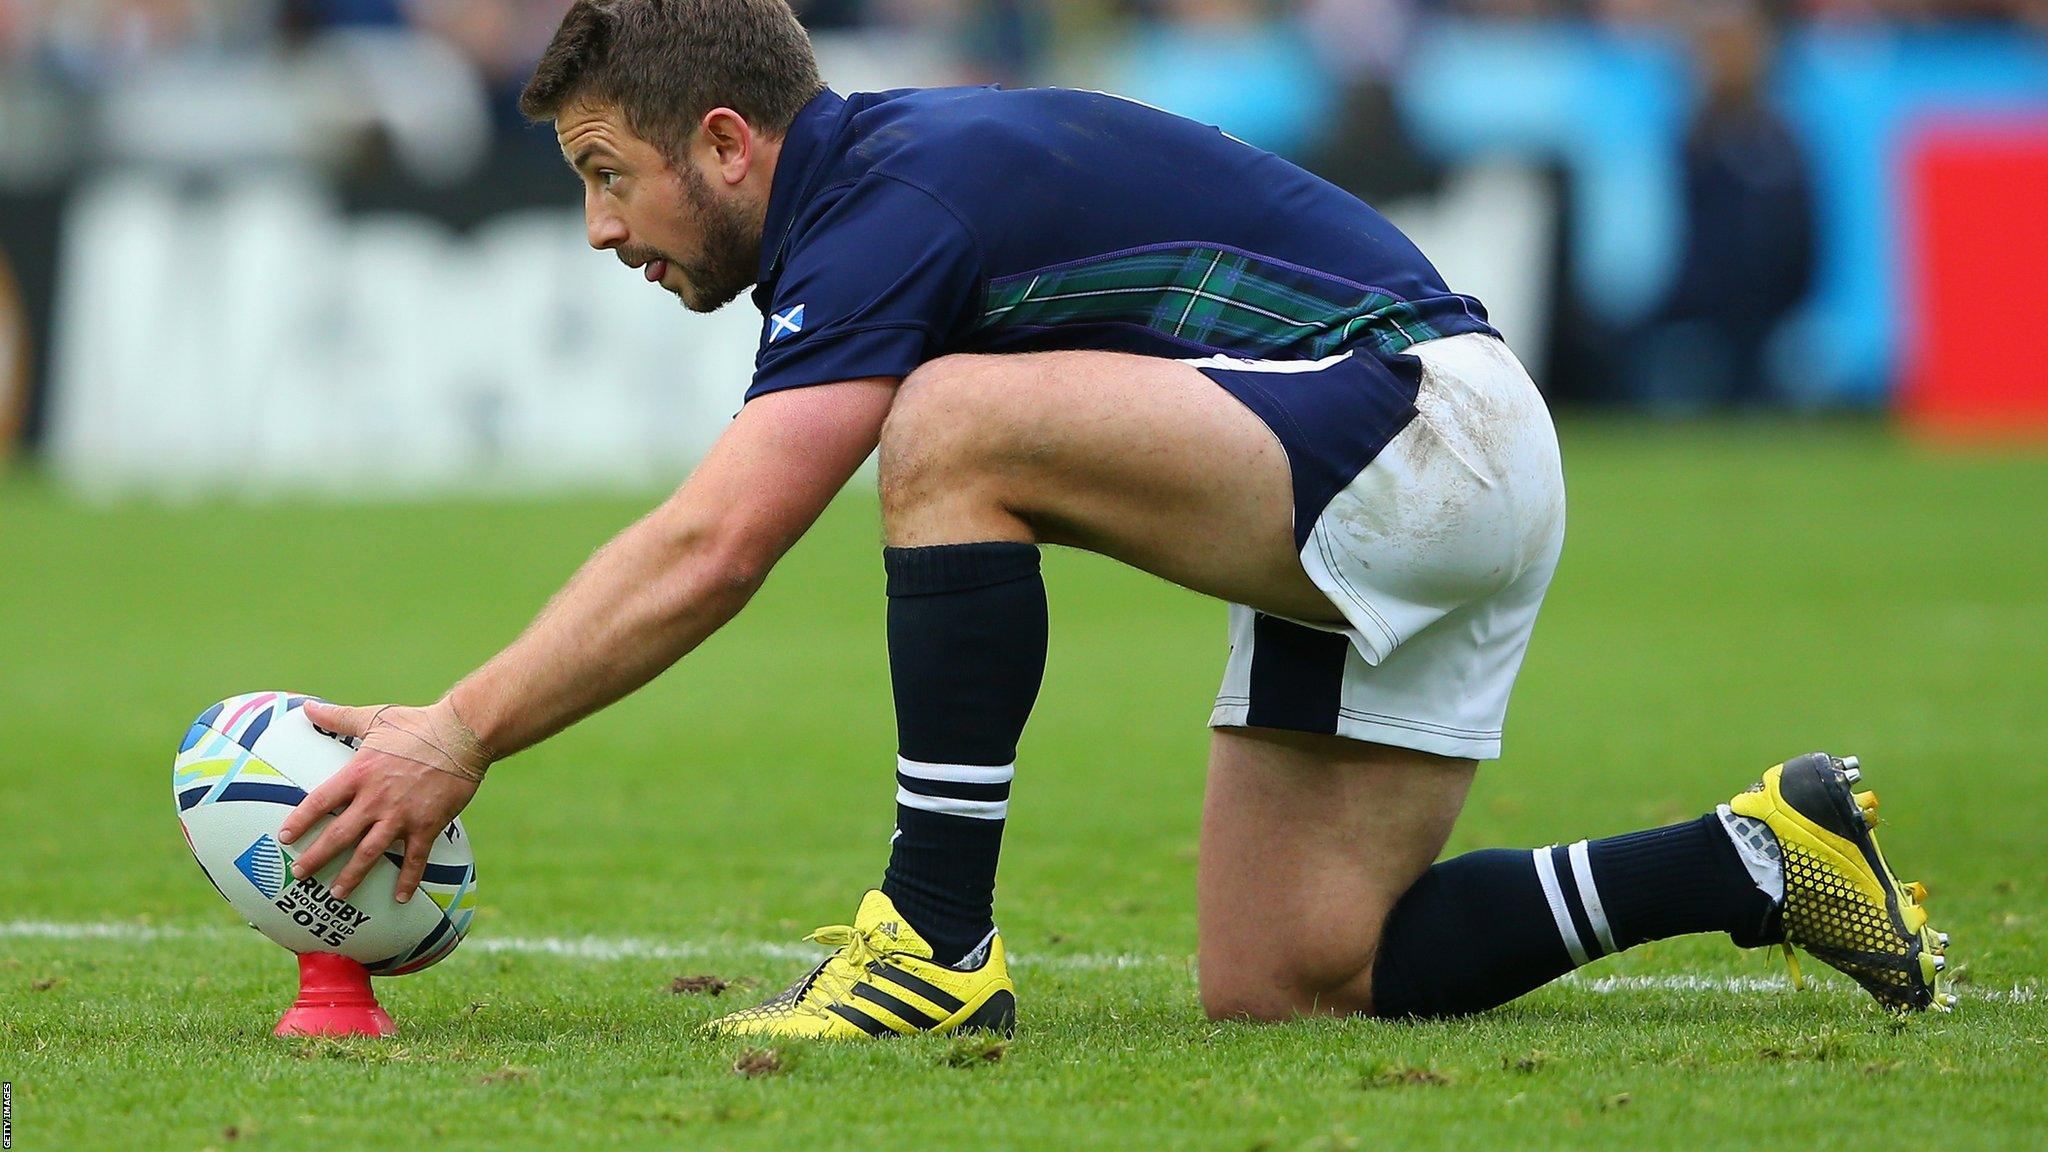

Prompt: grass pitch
[3,418,2045,1150]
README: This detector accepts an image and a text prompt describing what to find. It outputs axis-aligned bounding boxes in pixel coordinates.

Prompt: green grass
[3,418,2045,1150]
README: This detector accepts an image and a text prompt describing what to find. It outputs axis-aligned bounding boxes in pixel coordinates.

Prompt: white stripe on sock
[1566,839,1620,956]
[896,756,1016,785]
[895,787,1008,820]
[1532,847,1590,967]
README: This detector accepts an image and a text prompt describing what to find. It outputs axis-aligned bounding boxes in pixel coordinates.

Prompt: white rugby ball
[173,692,477,974]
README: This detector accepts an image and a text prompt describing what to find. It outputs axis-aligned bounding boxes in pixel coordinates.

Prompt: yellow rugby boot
[706,890,1017,1039]
[1730,753,1955,1014]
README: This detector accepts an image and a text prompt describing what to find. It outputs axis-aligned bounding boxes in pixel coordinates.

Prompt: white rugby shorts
[1192,332,1565,760]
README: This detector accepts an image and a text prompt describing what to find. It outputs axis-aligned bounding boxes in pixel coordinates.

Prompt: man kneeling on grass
[278,0,1952,1036]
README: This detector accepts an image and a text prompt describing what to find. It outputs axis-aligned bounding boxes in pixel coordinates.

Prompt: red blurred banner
[1902,118,2048,440]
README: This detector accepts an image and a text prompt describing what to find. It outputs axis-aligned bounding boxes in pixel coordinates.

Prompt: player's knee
[880,355,1008,509]
[1200,981,1293,1023]
[1200,974,1374,1023]
[887,355,1003,448]
[1199,954,1378,1022]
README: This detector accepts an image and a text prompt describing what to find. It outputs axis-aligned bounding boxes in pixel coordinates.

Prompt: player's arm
[278,377,897,900]
[451,375,895,754]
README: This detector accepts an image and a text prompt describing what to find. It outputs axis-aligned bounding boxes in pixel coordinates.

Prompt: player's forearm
[445,498,774,758]
[435,378,897,763]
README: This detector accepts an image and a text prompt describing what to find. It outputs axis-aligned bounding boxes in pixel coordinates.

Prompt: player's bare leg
[880,349,1339,620]
[1196,729,1472,1020]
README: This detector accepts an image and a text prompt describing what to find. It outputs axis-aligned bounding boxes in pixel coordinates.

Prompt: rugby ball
[173,692,477,975]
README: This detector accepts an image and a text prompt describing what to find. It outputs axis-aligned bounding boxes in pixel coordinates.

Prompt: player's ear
[698,107,753,184]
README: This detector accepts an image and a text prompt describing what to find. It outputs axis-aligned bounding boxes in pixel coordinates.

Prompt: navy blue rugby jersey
[746,86,1495,401]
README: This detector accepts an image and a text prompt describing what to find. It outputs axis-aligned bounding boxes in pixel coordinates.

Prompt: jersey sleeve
[746,175,983,401]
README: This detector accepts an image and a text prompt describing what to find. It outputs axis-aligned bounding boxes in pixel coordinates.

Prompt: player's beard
[667,166,762,313]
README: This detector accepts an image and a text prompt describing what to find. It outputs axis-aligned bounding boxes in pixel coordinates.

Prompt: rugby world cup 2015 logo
[234,834,288,899]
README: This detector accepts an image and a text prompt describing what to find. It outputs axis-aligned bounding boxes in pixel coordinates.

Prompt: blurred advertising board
[39,166,760,497]
[1902,118,2048,439]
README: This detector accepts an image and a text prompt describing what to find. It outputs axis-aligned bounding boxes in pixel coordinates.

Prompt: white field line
[0,920,1167,973]
[1,920,2034,1004]
[1570,974,1791,995]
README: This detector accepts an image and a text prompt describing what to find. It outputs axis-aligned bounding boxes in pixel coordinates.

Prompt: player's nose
[584,195,627,251]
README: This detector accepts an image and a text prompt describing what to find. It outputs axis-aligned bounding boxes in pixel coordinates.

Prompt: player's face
[556,101,764,313]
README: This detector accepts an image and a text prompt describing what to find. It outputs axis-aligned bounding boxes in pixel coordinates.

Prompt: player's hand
[278,699,495,904]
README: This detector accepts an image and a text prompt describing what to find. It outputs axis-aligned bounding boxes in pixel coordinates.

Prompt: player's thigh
[1197,726,1472,1019]
[879,350,1337,623]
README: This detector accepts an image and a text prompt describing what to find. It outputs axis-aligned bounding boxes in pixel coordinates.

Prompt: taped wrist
[364,704,496,784]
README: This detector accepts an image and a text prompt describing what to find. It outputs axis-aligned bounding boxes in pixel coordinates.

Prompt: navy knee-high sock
[1371,815,1778,1018]
[880,542,1046,966]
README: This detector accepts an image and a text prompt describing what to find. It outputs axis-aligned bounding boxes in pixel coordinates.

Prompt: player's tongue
[644,259,667,283]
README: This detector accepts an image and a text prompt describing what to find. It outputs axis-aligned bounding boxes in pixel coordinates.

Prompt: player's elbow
[691,523,779,605]
[642,507,778,615]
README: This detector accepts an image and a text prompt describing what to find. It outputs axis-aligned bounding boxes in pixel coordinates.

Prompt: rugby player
[279,0,1951,1036]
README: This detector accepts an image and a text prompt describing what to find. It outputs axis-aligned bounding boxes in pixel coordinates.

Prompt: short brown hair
[519,0,824,155]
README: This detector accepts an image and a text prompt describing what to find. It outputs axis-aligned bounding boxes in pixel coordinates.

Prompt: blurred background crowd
[3,0,2046,489]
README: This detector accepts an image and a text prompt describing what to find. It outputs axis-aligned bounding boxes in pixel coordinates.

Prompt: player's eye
[598,170,622,191]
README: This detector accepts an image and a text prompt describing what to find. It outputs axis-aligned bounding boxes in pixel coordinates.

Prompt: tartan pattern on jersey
[971,243,1482,360]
